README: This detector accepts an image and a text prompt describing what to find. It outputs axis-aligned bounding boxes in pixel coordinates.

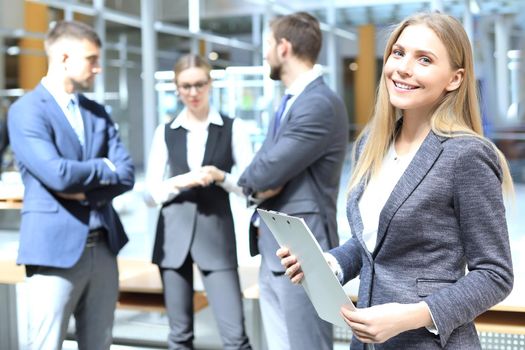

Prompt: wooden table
[0,184,23,210]
[0,259,25,284]
[0,196,22,210]
[0,258,259,315]
[116,259,209,313]
[0,259,211,315]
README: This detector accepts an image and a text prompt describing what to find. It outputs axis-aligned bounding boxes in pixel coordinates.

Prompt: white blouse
[145,108,253,205]
[358,143,418,252]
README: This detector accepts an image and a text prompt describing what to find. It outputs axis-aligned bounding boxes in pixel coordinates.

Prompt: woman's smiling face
[384,24,464,119]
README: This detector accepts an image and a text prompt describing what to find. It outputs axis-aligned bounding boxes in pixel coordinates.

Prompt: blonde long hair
[348,12,513,195]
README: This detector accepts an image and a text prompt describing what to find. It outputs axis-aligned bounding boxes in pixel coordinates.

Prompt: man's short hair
[270,12,322,64]
[45,20,102,53]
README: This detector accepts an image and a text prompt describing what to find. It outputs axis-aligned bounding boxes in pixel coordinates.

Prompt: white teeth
[394,81,416,90]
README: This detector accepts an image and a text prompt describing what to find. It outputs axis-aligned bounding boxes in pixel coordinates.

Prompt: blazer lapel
[373,131,443,256]
[38,85,83,159]
[275,77,324,138]
[201,123,221,165]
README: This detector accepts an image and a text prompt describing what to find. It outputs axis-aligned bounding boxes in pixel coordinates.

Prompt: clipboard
[257,208,355,328]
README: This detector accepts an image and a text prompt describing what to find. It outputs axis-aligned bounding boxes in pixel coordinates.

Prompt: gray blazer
[331,131,514,349]
[239,76,349,271]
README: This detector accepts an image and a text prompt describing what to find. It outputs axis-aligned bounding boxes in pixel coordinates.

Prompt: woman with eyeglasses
[145,54,253,350]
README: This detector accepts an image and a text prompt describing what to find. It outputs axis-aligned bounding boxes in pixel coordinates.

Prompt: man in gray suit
[238,12,349,350]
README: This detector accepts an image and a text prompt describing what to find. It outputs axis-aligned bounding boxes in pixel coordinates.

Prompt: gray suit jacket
[239,76,349,271]
[331,131,514,349]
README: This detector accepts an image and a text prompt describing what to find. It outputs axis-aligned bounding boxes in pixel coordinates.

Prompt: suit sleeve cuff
[423,301,440,335]
[324,252,344,283]
[103,158,116,172]
[248,193,264,206]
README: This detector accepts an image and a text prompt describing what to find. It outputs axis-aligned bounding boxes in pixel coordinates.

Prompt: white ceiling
[156,0,525,31]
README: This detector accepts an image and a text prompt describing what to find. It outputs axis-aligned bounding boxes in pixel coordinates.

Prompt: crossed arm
[238,96,336,195]
[8,102,134,206]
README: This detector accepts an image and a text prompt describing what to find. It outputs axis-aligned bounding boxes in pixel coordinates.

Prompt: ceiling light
[469,0,481,14]
[6,46,20,55]
[208,51,219,61]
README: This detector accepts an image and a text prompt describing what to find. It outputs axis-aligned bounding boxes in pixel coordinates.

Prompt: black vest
[164,115,234,209]
[153,115,238,270]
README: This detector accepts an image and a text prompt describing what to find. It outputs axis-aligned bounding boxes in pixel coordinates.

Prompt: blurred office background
[0,1,524,349]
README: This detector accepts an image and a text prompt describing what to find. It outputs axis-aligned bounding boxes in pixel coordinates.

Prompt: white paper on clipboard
[257,208,355,328]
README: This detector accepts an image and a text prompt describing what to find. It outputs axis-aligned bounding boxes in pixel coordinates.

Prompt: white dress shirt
[41,77,84,141]
[279,68,322,123]
[145,107,253,205]
[359,143,417,252]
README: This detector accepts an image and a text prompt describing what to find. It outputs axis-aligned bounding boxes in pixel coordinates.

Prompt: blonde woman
[279,12,513,349]
[146,54,252,350]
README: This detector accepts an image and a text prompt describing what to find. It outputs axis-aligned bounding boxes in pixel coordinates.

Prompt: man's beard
[71,78,93,92]
[269,64,282,81]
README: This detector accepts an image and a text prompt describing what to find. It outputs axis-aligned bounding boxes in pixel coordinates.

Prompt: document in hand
[257,209,355,328]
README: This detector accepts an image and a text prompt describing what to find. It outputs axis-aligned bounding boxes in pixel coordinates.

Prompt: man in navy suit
[238,12,348,350]
[8,21,134,350]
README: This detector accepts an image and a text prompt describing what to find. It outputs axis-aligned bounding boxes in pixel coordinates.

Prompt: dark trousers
[160,256,251,350]
[259,259,333,350]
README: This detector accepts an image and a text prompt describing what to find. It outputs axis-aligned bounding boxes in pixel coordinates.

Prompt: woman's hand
[200,165,225,183]
[276,247,304,284]
[168,171,214,189]
[255,187,282,200]
[340,301,433,344]
[55,192,86,201]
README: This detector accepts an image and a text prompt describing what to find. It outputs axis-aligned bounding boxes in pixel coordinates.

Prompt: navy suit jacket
[8,83,135,268]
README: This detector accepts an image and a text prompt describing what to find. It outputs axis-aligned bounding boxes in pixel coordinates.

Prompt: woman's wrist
[405,302,433,331]
[216,170,226,183]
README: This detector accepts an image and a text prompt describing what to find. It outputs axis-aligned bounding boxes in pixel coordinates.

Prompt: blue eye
[392,49,404,57]
[419,57,431,64]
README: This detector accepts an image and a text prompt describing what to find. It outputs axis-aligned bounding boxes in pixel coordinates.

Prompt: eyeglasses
[177,80,209,94]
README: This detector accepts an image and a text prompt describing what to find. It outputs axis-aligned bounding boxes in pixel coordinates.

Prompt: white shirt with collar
[279,68,322,124]
[41,77,84,139]
[145,107,253,205]
[359,143,418,252]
